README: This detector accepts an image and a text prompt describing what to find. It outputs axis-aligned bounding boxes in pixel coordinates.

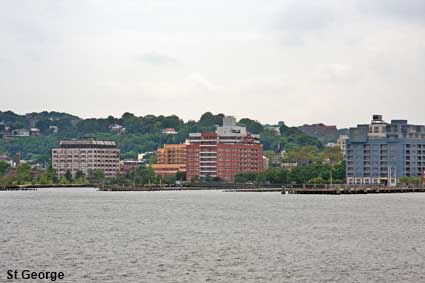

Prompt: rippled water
[1,188,425,282]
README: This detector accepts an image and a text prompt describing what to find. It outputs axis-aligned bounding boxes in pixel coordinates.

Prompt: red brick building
[186,117,264,182]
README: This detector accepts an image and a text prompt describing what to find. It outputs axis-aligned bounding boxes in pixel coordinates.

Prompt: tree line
[0,111,322,163]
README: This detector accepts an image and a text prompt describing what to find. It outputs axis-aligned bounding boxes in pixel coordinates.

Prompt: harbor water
[1,188,425,282]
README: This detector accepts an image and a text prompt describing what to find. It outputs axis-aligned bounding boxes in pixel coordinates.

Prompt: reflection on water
[1,189,425,282]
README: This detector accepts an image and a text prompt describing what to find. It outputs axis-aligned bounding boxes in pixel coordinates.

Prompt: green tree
[399,176,420,185]
[0,161,11,176]
[59,176,69,185]
[308,177,325,184]
[75,170,85,179]
[135,166,158,185]
[176,171,186,182]
[322,146,344,164]
[65,170,73,182]
[284,146,321,165]
[238,118,264,134]
[16,163,32,184]
[38,173,53,185]
[88,170,106,184]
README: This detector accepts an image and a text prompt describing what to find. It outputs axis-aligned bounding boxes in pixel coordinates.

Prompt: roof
[59,139,117,148]
[151,164,186,169]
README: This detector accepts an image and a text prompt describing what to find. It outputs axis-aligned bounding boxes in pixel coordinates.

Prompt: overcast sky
[1,0,424,127]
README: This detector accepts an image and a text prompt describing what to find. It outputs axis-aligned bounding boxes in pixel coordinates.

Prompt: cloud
[1,0,425,127]
[277,1,337,32]
[314,64,353,82]
[138,52,179,66]
[186,73,217,92]
[358,0,425,22]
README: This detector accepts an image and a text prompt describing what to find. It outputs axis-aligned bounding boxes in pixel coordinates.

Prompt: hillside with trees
[0,111,322,164]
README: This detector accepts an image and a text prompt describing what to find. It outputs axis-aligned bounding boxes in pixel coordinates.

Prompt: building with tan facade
[151,164,186,177]
[157,144,187,164]
[153,144,187,177]
[52,139,120,178]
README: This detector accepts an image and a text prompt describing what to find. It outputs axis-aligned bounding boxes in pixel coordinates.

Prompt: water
[1,188,425,282]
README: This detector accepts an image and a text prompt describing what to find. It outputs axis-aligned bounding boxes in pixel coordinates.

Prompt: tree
[238,118,264,134]
[65,170,73,182]
[75,170,85,179]
[38,173,53,185]
[88,170,105,184]
[0,161,11,176]
[59,176,69,185]
[322,146,344,164]
[162,175,177,184]
[135,166,158,185]
[399,176,420,185]
[176,171,186,182]
[308,177,325,184]
[73,170,87,185]
[16,163,32,184]
[198,112,224,127]
[284,146,321,165]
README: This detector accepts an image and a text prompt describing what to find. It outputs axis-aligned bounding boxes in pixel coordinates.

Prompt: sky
[1,0,424,128]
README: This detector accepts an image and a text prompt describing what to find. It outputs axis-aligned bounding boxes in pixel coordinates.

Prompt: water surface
[1,188,425,282]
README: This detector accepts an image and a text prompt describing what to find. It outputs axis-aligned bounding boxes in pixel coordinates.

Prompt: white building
[337,135,349,156]
[162,128,178,135]
[12,129,30,137]
[52,139,120,178]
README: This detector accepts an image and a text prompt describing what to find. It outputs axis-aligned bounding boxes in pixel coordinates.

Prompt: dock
[0,186,38,191]
[282,186,425,195]
[224,188,282,192]
[99,183,283,192]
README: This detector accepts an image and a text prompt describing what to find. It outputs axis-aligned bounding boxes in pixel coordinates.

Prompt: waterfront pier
[282,185,425,195]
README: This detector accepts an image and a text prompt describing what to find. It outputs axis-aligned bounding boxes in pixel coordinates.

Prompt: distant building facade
[153,144,187,177]
[337,135,349,156]
[162,128,178,135]
[263,156,269,170]
[157,144,187,164]
[109,124,126,134]
[11,129,30,137]
[186,116,264,182]
[151,164,186,177]
[346,115,425,186]
[30,128,40,136]
[52,139,120,178]
[120,160,144,174]
[49,126,59,134]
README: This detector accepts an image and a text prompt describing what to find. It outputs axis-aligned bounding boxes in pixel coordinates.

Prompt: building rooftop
[59,139,117,148]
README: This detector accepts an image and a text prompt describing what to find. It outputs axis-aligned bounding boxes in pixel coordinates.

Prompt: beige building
[157,144,187,164]
[52,139,120,178]
[337,135,349,156]
[153,144,187,177]
[151,164,186,177]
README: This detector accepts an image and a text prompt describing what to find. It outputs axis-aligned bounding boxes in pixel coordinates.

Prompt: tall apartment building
[152,144,187,177]
[346,115,425,186]
[186,116,264,182]
[52,139,120,178]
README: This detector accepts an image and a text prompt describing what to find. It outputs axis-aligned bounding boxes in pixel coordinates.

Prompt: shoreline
[2,184,425,194]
